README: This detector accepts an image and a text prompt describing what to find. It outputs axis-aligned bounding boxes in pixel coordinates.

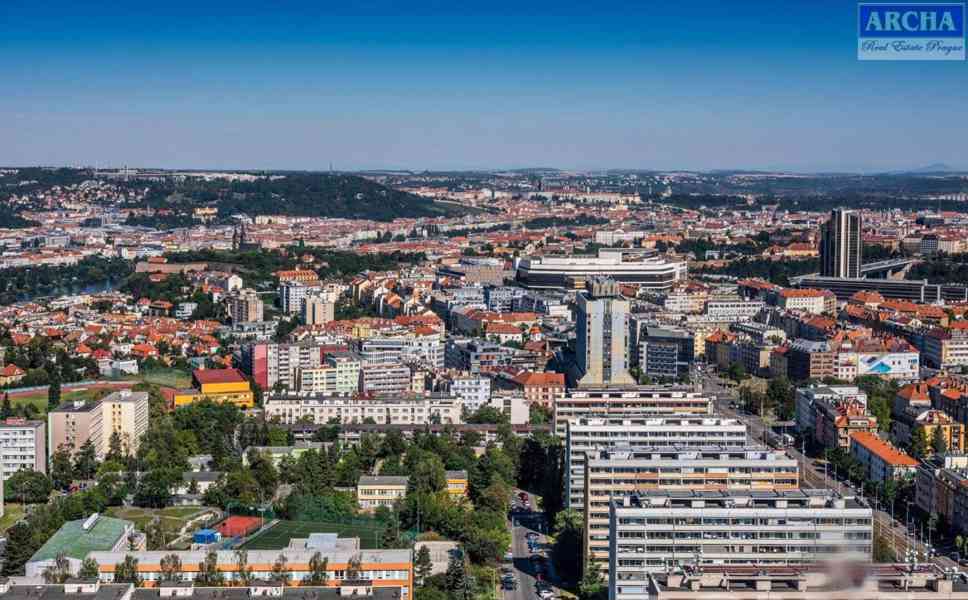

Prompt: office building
[357,475,408,511]
[553,387,712,437]
[0,418,46,481]
[446,375,492,412]
[820,208,862,278]
[607,490,873,593]
[638,326,694,379]
[515,248,687,290]
[227,288,264,323]
[565,416,748,509]
[575,277,635,386]
[583,446,799,575]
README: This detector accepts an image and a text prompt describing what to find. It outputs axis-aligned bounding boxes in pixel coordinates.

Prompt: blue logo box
[858,3,966,59]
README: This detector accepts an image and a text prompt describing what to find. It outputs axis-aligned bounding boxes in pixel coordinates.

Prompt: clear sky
[2,0,965,172]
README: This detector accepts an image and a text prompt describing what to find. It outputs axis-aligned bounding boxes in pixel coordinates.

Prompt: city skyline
[3,1,967,172]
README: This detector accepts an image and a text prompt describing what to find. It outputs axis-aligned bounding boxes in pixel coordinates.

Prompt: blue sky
[1,0,965,172]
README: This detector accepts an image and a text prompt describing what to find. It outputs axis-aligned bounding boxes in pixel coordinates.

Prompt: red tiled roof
[850,431,919,467]
[193,368,247,385]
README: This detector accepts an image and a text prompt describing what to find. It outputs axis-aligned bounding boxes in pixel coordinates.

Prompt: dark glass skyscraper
[820,208,862,278]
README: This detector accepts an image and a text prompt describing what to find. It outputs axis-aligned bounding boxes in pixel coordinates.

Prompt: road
[695,368,958,571]
[506,493,560,600]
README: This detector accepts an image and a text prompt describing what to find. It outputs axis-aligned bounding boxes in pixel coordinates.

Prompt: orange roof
[897,383,930,403]
[485,322,522,335]
[1,364,24,377]
[193,367,247,385]
[514,371,565,387]
[849,431,918,467]
[779,288,831,298]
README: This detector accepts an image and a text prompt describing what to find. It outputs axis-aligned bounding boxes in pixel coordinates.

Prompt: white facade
[0,419,46,480]
[264,394,463,425]
[299,355,361,394]
[449,375,491,412]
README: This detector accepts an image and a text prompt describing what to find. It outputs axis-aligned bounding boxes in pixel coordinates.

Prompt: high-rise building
[303,294,335,326]
[575,277,635,386]
[47,390,149,460]
[228,288,264,323]
[820,208,862,278]
[0,418,46,481]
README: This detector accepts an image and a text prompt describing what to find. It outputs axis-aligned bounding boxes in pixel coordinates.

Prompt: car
[537,588,556,599]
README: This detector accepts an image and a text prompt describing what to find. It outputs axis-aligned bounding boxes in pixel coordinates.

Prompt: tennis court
[240,519,386,550]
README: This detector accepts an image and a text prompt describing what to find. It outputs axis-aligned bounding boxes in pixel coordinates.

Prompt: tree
[415,545,433,585]
[346,554,363,581]
[74,440,99,480]
[114,555,142,586]
[5,469,54,503]
[552,509,583,578]
[726,361,746,382]
[578,560,606,600]
[910,426,929,459]
[407,452,446,495]
[160,553,183,581]
[931,426,949,455]
[196,551,224,586]
[2,521,34,575]
[106,431,125,462]
[307,552,329,586]
[134,468,180,507]
[50,445,74,490]
[48,376,61,410]
[444,548,471,600]
[0,393,11,419]
[43,554,72,584]
[235,550,253,586]
[272,554,290,584]
[78,557,101,580]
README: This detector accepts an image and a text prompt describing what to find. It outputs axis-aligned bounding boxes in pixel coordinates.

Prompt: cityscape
[3,3,968,600]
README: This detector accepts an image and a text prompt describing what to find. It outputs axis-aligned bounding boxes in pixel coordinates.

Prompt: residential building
[484,286,525,312]
[820,208,862,278]
[607,490,872,588]
[915,454,968,534]
[359,336,445,370]
[228,288,264,323]
[303,294,335,326]
[565,416,748,509]
[360,363,413,396]
[299,354,361,395]
[924,323,968,369]
[445,338,514,373]
[640,564,968,600]
[849,431,918,483]
[704,298,764,321]
[785,339,834,381]
[795,386,867,436]
[241,342,324,390]
[0,418,46,480]
[279,280,319,314]
[263,394,463,426]
[583,445,798,575]
[777,289,835,315]
[445,375,491,412]
[446,469,468,498]
[357,475,408,511]
[509,371,565,408]
[47,390,150,460]
[553,387,713,437]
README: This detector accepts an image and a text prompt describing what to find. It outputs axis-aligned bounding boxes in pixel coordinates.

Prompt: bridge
[859,257,919,279]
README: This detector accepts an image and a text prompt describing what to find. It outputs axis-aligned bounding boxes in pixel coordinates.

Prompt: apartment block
[47,390,149,459]
[849,431,919,483]
[0,418,46,480]
[608,490,872,594]
[361,363,413,396]
[565,416,748,509]
[553,386,712,437]
[264,394,463,426]
[227,288,264,324]
[582,445,799,575]
[299,353,361,395]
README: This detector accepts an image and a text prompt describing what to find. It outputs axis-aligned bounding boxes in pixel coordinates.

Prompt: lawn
[107,506,217,548]
[11,388,104,416]
[240,519,385,550]
[0,503,25,532]
[132,367,192,389]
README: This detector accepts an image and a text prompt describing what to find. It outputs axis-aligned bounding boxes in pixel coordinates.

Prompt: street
[696,368,958,571]
[506,493,561,600]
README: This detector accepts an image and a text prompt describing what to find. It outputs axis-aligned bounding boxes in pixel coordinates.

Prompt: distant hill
[148,173,471,222]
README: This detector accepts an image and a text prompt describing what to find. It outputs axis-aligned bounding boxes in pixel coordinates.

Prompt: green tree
[444,548,471,600]
[578,560,606,600]
[552,509,583,578]
[42,554,72,584]
[196,551,224,586]
[415,545,433,585]
[0,393,11,419]
[910,426,929,459]
[307,552,329,586]
[106,431,125,462]
[74,440,99,480]
[47,376,61,410]
[160,553,182,581]
[407,452,447,495]
[931,426,949,455]
[235,550,254,586]
[5,469,54,503]
[2,521,34,575]
[78,557,101,580]
[114,555,142,586]
[272,554,290,584]
[50,445,74,490]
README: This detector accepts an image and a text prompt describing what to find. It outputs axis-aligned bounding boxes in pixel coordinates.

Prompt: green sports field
[240,519,385,550]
